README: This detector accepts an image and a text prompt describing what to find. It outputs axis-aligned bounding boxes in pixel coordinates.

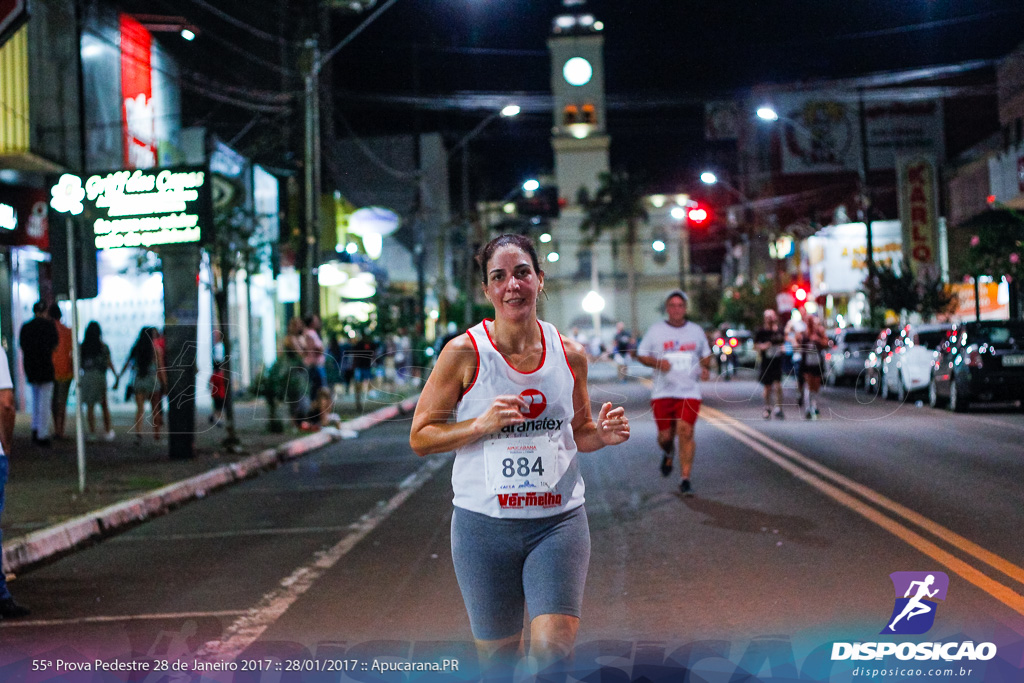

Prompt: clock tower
[541,2,613,332]
[548,4,609,204]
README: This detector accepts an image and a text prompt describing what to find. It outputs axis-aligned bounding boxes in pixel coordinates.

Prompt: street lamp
[700,169,754,284]
[755,103,875,280]
[450,104,522,327]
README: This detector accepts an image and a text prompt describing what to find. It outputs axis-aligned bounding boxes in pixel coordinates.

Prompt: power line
[184,0,290,47]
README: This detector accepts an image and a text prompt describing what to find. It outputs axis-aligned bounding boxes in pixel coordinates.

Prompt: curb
[2,395,419,575]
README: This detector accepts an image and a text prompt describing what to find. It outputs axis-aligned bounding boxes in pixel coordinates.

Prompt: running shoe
[762,407,771,420]
[660,454,673,477]
[679,479,694,497]
[773,407,785,420]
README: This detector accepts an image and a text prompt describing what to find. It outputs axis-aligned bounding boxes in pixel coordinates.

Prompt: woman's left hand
[596,402,630,445]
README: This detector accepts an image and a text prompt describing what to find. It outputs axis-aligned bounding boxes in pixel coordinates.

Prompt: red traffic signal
[687,203,711,227]
[791,282,808,303]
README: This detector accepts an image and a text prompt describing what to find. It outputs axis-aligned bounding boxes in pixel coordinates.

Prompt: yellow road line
[703,406,1024,588]
[701,406,1024,619]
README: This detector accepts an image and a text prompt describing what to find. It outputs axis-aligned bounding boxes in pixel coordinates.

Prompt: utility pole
[303,36,322,316]
[858,91,875,280]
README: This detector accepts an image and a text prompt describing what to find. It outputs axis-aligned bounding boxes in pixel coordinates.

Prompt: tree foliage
[959,208,1024,281]
[861,264,956,320]
[716,275,778,330]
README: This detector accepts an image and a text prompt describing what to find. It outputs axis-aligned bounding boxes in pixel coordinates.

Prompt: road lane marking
[701,406,1024,618]
[703,406,1024,586]
[193,453,452,663]
[0,610,248,629]
[110,526,363,542]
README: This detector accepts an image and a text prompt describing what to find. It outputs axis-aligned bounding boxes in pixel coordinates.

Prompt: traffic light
[687,203,711,227]
[791,282,809,305]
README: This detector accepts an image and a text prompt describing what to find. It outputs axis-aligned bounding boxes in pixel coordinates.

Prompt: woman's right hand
[472,394,529,436]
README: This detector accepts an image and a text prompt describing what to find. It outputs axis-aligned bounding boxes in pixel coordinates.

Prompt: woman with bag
[80,322,118,441]
[119,327,167,442]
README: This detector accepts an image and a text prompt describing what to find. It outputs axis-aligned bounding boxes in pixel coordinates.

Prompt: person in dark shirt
[349,335,376,412]
[19,301,59,445]
[754,309,786,420]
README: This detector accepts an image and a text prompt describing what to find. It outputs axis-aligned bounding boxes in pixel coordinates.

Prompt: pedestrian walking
[19,301,59,446]
[754,309,786,419]
[784,309,807,406]
[798,315,828,419]
[79,321,117,441]
[208,360,227,425]
[349,334,375,412]
[49,303,74,439]
[611,321,634,382]
[119,326,167,442]
[410,234,630,672]
[303,314,327,399]
[0,343,30,620]
[636,290,712,497]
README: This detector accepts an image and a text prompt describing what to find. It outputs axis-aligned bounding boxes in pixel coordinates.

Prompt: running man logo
[881,571,949,635]
[520,389,547,419]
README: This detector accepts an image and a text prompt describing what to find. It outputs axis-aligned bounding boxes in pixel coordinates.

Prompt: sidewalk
[2,381,419,574]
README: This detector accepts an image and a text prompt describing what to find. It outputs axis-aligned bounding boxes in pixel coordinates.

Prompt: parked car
[863,327,902,393]
[928,320,1024,412]
[824,327,879,386]
[880,323,953,401]
[711,328,755,378]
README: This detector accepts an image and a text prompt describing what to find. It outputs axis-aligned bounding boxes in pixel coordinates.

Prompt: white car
[881,323,953,401]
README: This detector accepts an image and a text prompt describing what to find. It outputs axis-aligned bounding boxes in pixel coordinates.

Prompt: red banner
[120,14,157,169]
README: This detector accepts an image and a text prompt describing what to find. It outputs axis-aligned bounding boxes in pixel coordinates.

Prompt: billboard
[771,94,944,175]
[120,14,157,169]
[83,167,212,249]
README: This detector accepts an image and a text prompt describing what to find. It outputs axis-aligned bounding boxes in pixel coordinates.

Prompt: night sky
[123,0,1024,198]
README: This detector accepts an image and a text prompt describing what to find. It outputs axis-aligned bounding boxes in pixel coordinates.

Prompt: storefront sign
[120,14,157,169]
[0,186,48,248]
[0,202,15,230]
[84,167,211,249]
[897,156,940,277]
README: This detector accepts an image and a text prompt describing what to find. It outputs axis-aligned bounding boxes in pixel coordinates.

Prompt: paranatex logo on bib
[520,389,546,419]
[831,571,997,663]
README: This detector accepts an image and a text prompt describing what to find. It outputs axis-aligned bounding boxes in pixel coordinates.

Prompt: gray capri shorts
[450,505,591,641]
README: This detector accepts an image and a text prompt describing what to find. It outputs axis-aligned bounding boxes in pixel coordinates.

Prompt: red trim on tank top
[557,330,576,381]
[482,319,546,374]
[460,328,481,398]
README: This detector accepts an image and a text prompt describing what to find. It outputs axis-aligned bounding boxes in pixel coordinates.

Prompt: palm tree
[578,171,649,336]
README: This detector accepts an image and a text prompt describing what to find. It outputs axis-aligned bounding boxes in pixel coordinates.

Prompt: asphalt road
[2,372,1022,682]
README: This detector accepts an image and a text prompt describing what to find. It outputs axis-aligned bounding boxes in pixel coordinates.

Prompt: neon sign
[83,167,210,249]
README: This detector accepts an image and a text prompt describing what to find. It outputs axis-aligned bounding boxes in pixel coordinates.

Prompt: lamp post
[49,175,87,493]
[448,104,521,327]
[701,170,753,284]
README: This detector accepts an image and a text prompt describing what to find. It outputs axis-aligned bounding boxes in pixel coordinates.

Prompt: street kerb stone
[2,516,101,574]
[230,449,280,479]
[2,395,420,575]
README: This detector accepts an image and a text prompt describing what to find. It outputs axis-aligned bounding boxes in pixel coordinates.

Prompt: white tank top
[452,319,584,518]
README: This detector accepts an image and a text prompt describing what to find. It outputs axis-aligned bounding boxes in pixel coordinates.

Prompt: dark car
[928,321,1024,412]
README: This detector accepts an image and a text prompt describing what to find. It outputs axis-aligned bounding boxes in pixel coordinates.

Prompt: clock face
[563,57,593,86]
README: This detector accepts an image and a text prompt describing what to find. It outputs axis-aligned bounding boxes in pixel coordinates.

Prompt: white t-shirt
[637,320,711,400]
[0,350,12,457]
